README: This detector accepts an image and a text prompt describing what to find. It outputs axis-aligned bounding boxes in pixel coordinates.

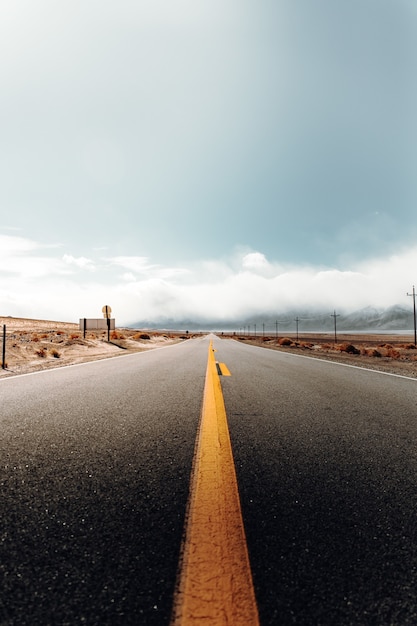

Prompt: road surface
[1,335,417,625]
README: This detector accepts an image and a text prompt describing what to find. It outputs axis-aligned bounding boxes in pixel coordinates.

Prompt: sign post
[102,305,112,342]
[2,325,5,369]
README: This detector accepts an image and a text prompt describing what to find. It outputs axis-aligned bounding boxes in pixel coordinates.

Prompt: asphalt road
[219,338,417,625]
[1,336,417,625]
[0,338,207,626]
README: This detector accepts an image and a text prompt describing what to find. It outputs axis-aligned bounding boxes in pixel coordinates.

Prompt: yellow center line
[171,341,259,625]
[217,362,231,377]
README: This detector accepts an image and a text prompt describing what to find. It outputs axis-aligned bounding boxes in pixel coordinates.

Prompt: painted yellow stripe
[218,362,231,376]
[171,341,259,625]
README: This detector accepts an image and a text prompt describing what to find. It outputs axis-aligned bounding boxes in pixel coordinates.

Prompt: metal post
[2,325,6,369]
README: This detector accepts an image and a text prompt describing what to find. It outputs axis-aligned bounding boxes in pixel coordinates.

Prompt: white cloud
[242,252,270,270]
[0,234,40,256]
[240,252,276,277]
[63,254,96,271]
[1,234,416,325]
[107,256,190,280]
[121,272,136,282]
[107,256,157,274]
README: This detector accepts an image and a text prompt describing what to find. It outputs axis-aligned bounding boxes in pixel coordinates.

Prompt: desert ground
[1,317,417,379]
[0,317,190,378]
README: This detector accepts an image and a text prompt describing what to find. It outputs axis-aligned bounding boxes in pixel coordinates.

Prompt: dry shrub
[69,333,80,340]
[278,337,293,346]
[360,347,381,356]
[56,330,64,336]
[300,342,313,349]
[32,335,40,342]
[35,347,47,358]
[131,332,152,341]
[403,343,416,350]
[367,348,382,358]
[111,330,125,340]
[50,349,61,358]
[338,343,360,355]
[385,348,401,359]
[40,333,48,339]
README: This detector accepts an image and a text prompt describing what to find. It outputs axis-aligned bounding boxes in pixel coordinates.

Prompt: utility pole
[275,320,288,339]
[294,317,300,341]
[275,320,287,341]
[330,310,340,344]
[407,286,417,346]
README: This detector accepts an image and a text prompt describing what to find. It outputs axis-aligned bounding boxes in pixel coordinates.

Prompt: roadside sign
[102,305,112,319]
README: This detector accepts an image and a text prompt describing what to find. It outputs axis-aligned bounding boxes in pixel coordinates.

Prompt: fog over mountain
[131,305,415,333]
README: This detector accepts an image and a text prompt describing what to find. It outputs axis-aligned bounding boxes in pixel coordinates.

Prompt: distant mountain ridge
[339,305,414,331]
[129,305,415,332]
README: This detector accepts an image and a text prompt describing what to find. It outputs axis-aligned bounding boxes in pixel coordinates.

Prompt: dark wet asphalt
[2,336,417,625]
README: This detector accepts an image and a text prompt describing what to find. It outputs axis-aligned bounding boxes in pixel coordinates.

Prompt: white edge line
[0,341,183,382]
[284,351,417,380]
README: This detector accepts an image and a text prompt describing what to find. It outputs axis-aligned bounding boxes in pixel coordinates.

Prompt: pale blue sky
[1,0,416,324]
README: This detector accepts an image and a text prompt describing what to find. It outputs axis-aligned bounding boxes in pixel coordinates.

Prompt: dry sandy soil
[0,317,189,378]
[1,318,417,380]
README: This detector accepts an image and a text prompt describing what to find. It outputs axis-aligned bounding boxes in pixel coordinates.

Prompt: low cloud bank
[0,234,416,326]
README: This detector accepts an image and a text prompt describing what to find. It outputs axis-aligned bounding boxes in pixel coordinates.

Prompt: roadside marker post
[102,305,112,342]
[2,325,5,369]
